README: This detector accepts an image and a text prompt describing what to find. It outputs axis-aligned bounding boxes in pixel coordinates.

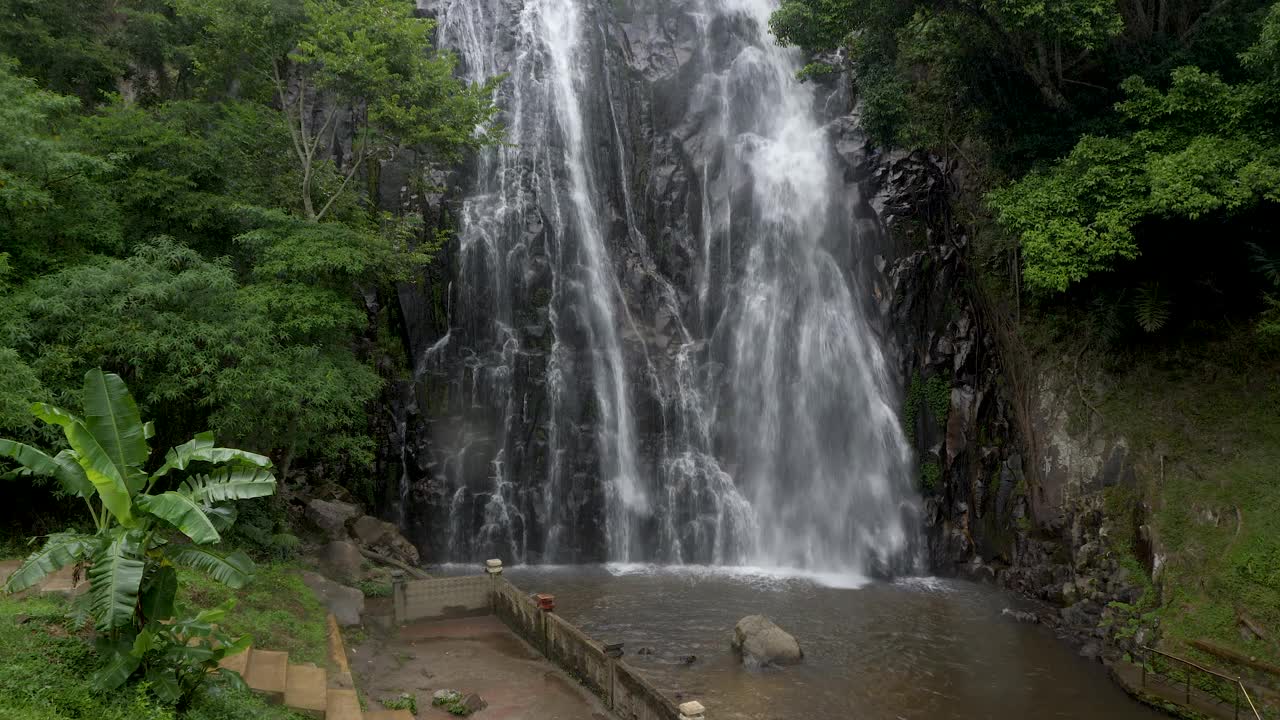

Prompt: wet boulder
[306,499,359,540]
[321,540,364,583]
[351,515,421,566]
[731,615,803,667]
[301,571,364,626]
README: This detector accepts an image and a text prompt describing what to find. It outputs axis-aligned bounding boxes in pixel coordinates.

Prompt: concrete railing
[393,564,704,720]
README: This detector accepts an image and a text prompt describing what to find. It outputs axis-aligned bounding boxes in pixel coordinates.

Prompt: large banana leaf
[139,565,177,622]
[144,665,182,703]
[0,440,94,498]
[154,431,272,478]
[151,432,212,478]
[180,467,277,503]
[88,532,146,632]
[66,421,135,526]
[163,545,255,589]
[3,532,98,593]
[82,369,149,480]
[137,492,220,544]
[90,638,142,691]
[30,402,82,430]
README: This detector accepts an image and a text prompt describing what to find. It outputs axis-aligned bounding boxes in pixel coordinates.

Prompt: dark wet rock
[321,540,364,584]
[306,499,359,540]
[1001,608,1039,624]
[462,693,487,714]
[301,571,364,627]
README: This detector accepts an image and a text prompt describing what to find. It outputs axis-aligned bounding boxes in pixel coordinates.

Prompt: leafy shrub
[0,369,277,707]
[382,693,417,714]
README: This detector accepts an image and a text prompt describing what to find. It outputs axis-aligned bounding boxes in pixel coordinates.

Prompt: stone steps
[218,641,398,720]
[244,649,289,704]
[217,644,252,676]
[326,688,362,720]
[285,662,328,718]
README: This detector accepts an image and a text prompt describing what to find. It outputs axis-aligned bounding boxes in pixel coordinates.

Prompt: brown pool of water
[491,565,1164,720]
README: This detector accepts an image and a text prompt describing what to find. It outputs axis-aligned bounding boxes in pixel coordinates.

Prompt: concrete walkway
[349,615,609,720]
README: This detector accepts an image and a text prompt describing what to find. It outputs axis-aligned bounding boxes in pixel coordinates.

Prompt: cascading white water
[424,0,920,575]
[697,0,917,573]
[433,0,648,561]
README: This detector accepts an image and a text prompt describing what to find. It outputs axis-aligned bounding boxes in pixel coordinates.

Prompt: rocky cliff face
[872,150,1152,655]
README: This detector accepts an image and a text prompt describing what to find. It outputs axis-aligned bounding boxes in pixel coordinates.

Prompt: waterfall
[413,0,921,575]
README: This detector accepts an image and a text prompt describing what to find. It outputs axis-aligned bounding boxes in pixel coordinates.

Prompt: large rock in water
[731,615,803,667]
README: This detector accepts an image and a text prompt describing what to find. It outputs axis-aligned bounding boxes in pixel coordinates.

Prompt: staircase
[217,614,412,720]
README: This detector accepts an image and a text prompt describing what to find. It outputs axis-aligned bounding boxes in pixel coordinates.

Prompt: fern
[1089,291,1127,344]
[1133,283,1171,333]
[1246,242,1280,288]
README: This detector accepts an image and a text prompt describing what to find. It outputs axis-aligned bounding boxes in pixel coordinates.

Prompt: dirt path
[349,615,609,720]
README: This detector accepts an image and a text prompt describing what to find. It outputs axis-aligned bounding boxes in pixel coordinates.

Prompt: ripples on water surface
[445,565,1163,719]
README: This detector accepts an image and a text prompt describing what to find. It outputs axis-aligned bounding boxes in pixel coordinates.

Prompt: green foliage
[357,577,393,598]
[0,0,125,103]
[919,460,942,493]
[432,690,473,716]
[0,0,500,491]
[989,24,1280,293]
[381,693,417,714]
[1,370,278,705]
[1099,334,1280,668]
[180,564,329,665]
[0,589,308,719]
[1132,283,1172,333]
[116,601,253,710]
[174,0,499,221]
[0,61,121,276]
[903,372,951,443]
[225,497,302,561]
[2,239,382,469]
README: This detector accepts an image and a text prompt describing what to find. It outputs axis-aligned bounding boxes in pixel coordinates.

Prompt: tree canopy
[0,0,499,488]
[772,0,1280,330]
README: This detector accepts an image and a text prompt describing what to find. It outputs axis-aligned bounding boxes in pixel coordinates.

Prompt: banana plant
[0,369,276,655]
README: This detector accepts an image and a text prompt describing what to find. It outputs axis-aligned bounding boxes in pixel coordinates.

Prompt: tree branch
[314,147,374,221]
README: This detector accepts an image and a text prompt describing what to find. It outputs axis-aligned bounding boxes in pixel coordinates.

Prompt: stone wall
[393,575,491,623]
[490,577,681,720]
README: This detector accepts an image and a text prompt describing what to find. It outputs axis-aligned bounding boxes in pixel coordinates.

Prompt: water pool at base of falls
[444,565,1164,719]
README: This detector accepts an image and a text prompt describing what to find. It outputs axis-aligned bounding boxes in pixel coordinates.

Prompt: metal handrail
[1141,645,1262,720]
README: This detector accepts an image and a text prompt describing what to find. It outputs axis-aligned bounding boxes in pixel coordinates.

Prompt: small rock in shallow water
[462,693,487,713]
[1001,608,1039,624]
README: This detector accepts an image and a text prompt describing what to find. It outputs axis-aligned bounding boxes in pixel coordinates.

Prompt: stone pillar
[679,700,706,720]
[485,559,502,612]
[392,579,407,625]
